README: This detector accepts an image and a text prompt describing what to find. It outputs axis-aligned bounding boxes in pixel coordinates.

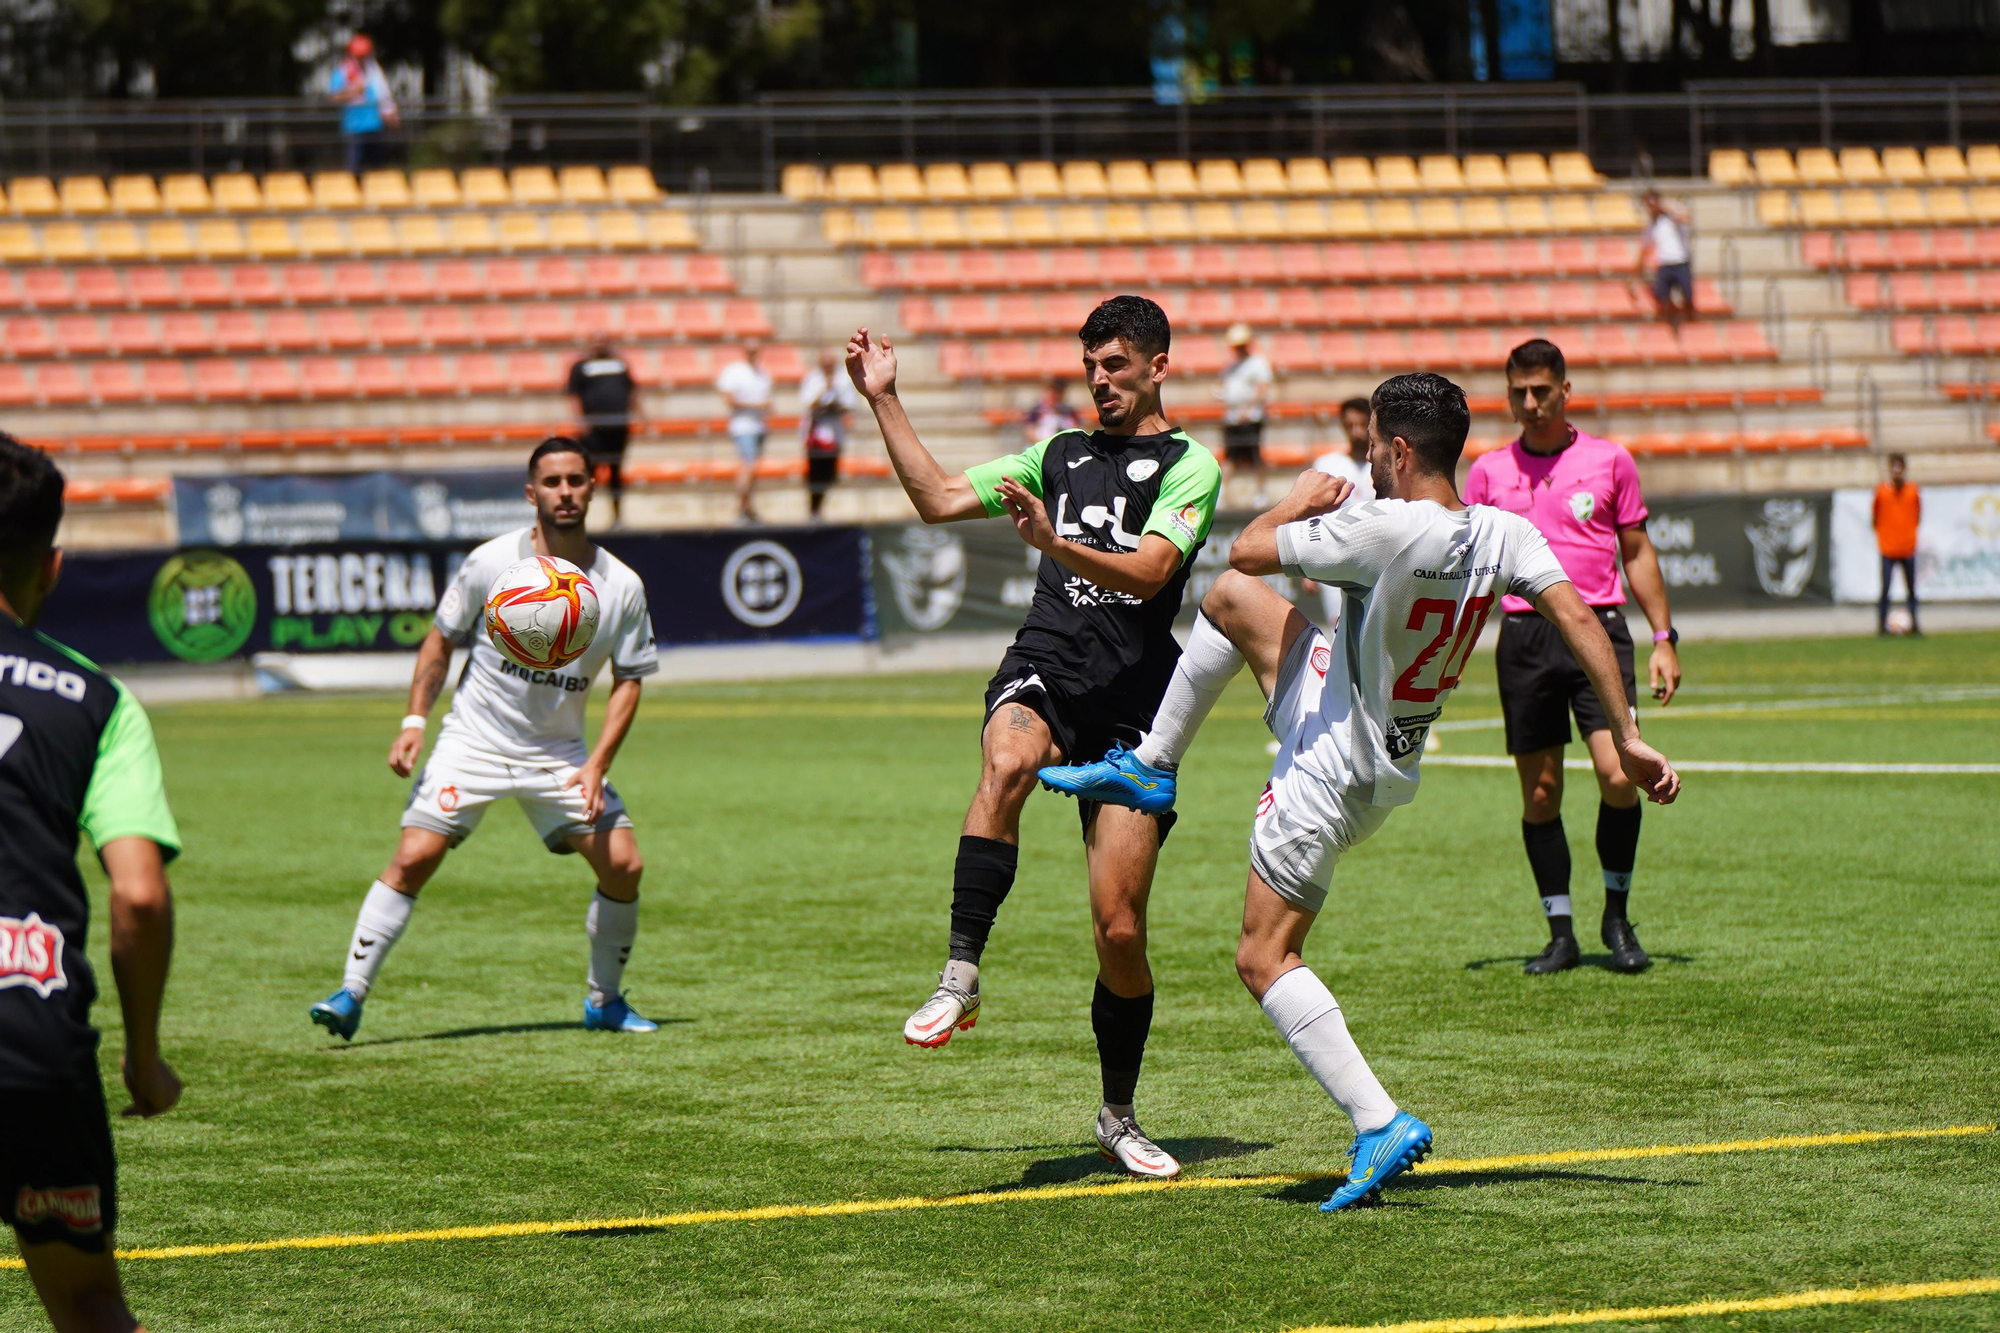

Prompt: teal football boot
[309,988,364,1041]
[1037,745,1177,815]
[1321,1111,1433,1212]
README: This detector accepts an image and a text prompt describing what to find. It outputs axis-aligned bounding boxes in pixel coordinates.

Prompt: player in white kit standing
[1040,373,1680,1209]
[310,437,662,1040]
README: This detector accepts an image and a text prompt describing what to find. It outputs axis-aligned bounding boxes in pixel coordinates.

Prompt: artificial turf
[6,630,1998,1332]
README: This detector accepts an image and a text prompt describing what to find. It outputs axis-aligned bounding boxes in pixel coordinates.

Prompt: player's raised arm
[846,327,986,523]
[1228,469,1354,575]
[1531,580,1680,805]
[390,625,455,777]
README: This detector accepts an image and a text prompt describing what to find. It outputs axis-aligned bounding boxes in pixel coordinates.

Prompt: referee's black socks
[1523,817,1574,940]
[947,835,1018,965]
[1092,979,1153,1111]
[1596,800,1642,921]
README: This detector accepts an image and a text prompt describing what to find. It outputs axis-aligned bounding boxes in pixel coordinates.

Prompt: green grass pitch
[8,631,2000,1332]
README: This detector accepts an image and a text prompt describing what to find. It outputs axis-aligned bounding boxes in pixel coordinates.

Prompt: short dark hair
[1371,372,1471,477]
[1505,338,1566,382]
[1888,451,1908,465]
[1340,396,1371,416]
[528,435,590,478]
[1078,295,1171,358]
[0,433,63,584]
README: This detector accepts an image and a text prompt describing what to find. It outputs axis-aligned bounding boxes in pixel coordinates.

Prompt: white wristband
[400,715,428,732]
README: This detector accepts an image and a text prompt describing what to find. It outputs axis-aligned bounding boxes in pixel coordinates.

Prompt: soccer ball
[484,555,599,670]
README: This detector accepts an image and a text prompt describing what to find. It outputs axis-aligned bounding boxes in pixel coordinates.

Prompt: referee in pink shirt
[1464,340,1682,974]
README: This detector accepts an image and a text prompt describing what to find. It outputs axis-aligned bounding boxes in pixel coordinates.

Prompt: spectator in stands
[799,348,861,521]
[1297,397,1378,626]
[1874,452,1922,635]
[716,341,773,523]
[1022,378,1080,443]
[328,35,398,172]
[1640,190,1695,331]
[566,336,642,528]
[1217,322,1274,502]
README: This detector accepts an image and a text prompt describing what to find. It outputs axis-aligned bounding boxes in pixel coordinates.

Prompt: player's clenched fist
[388,725,424,777]
[1281,468,1354,519]
[845,327,897,402]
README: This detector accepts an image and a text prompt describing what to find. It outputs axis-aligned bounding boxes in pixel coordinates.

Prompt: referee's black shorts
[1495,606,1639,755]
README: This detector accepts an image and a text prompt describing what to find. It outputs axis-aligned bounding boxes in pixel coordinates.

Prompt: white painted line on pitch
[1433,686,2000,733]
[1426,755,2000,774]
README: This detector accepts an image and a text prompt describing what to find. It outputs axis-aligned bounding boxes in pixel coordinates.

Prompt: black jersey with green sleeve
[965,428,1220,697]
[0,619,180,1087]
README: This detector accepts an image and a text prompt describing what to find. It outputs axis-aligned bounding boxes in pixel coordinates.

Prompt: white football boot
[1096,1109,1182,1179]
[903,973,979,1048]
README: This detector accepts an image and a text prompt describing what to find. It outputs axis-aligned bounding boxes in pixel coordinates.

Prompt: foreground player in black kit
[0,436,182,1332]
[848,297,1221,1177]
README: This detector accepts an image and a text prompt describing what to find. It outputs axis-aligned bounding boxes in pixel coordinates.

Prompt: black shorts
[1223,422,1263,466]
[1495,607,1639,754]
[806,452,839,494]
[0,1071,117,1252]
[982,650,1176,845]
[585,427,628,493]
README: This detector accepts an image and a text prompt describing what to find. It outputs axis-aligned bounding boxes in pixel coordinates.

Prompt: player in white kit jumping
[310,437,663,1040]
[1040,373,1680,1209]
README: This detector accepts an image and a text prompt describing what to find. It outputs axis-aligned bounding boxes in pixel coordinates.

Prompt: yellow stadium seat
[246,217,299,258]
[161,174,212,212]
[1013,162,1062,199]
[447,213,498,252]
[262,173,312,210]
[350,215,397,256]
[1708,149,1753,186]
[1838,188,1885,226]
[411,169,462,208]
[1238,199,1285,239]
[1060,161,1110,200]
[9,177,59,215]
[781,164,824,201]
[1968,187,2000,222]
[820,210,856,246]
[1592,193,1642,228]
[1837,148,1885,186]
[312,172,362,209]
[1107,161,1159,197]
[41,222,90,261]
[1057,204,1109,244]
[1241,159,1288,195]
[1752,149,1802,187]
[93,221,143,261]
[59,177,109,214]
[1103,203,1150,243]
[877,164,926,204]
[1462,195,1508,234]
[1924,147,1970,185]
[0,224,37,262]
[828,164,881,204]
[1505,154,1554,190]
[963,207,1011,245]
[969,163,1018,202]
[1279,199,1329,237]
[558,166,608,205]
[110,175,161,214]
[608,166,662,203]
[1504,195,1553,233]
[1009,206,1058,245]
[1373,198,1420,236]
[1155,160,1202,198]
[597,210,645,250]
[1755,191,1794,227]
[1327,199,1373,238]
[1549,195,1594,232]
[509,166,559,207]
[1418,155,1466,192]
[1332,158,1377,193]
[1190,201,1239,239]
[1374,156,1421,192]
[296,216,348,257]
[1464,154,1510,191]
[1794,147,1841,186]
[1285,158,1334,194]
[194,219,246,259]
[1795,190,1840,227]
[923,163,972,203]
[1928,187,1971,225]
[1416,197,1463,235]
[915,207,966,246]
[144,220,194,260]
[1966,145,2000,182]
[395,214,448,254]
[547,211,596,250]
[497,212,546,251]
[1881,147,1926,185]
[460,168,510,208]
[1195,160,1246,197]
[362,170,412,209]
[1549,152,1602,188]
[1884,188,1929,225]
[868,209,918,247]
[645,212,698,248]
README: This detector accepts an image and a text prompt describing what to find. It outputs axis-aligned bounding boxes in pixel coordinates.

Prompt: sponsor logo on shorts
[438,784,461,813]
[1309,644,1331,677]
[14,1185,101,1233]
[0,914,67,999]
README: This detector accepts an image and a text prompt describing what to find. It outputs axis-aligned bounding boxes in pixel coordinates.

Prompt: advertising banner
[174,471,535,546]
[1639,493,1834,607]
[1831,484,2000,602]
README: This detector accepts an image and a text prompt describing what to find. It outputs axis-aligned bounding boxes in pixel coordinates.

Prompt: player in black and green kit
[0,435,182,1333]
[846,296,1221,1177]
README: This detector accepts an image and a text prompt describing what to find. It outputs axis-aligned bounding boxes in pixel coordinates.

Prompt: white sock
[943,959,979,992]
[1542,893,1574,918]
[1603,871,1632,893]
[1259,966,1398,1133]
[586,892,640,1006]
[1133,613,1244,771]
[342,880,415,1001]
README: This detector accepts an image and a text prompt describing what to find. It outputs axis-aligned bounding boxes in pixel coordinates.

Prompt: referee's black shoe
[1601,916,1652,973]
[1524,933,1581,974]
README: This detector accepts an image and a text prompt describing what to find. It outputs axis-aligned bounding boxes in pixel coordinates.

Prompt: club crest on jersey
[1125,458,1158,482]
[1309,644,1332,677]
[1568,492,1596,524]
[0,914,67,998]
[14,1185,102,1233]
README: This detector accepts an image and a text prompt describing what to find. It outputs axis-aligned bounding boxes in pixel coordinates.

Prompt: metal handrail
[1762,278,1788,357]
[1807,319,1831,391]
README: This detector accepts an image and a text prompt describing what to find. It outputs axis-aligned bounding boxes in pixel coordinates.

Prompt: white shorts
[1249,626,1391,914]
[402,740,632,854]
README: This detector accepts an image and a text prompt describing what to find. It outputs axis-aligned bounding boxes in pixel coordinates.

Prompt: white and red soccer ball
[484,555,599,670]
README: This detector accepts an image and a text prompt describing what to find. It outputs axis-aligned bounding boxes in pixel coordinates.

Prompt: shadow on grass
[1462,952,1696,972]
[328,1018,694,1049]
[964,1136,1274,1193]
[1262,1167,1695,1207]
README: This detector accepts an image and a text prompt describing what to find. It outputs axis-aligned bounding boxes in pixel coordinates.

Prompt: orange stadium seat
[584,256,636,297]
[355,356,405,396]
[535,257,584,299]
[472,306,522,345]
[195,359,248,401]
[419,306,472,347]
[213,310,263,352]
[37,363,88,406]
[265,310,314,351]
[107,313,157,355]
[317,309,367,349]
[6,316,53,358]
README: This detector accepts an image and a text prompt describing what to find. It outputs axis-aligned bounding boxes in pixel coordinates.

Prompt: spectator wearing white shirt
[799,349,861,520]
[1640,191,1695,331]
[1217,323,1274,503]
[1301,397,1376,626]
[715,342,773,523]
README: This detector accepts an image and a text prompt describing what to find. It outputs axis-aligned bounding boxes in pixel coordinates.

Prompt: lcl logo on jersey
[0,914,68,999]
[1054,495,1143,551]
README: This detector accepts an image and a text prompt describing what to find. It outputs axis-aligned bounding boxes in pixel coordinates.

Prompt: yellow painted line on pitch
[1284,1275,2000,1333]
[0,1123,1986,1270]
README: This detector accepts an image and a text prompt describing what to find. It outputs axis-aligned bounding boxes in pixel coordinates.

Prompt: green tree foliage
[5,0,325,97]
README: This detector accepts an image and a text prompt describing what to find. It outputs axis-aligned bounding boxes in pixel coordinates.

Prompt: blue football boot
[1321,1111,1434,1212]
[583,994,660,1033]
[309,988,364,1041]
[1037,745,1177,815]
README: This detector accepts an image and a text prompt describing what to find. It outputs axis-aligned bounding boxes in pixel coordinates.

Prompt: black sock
[947,835,1018,964]
[1523,817,1573,939]
[1596,801,1642,920]
[1091,979,1154,1108]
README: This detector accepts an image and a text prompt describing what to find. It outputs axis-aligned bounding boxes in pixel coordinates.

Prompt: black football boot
[1524,933,1582,974]
[1602,915,1652,973]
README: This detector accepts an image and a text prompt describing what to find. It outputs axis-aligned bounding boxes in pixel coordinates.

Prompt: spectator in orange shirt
[1872,453,1921,635]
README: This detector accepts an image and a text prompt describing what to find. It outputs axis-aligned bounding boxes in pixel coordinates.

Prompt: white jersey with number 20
[1276,499,1569,808]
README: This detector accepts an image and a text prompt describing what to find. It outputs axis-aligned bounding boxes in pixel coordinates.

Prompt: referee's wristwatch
[1652,627,1679,647]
